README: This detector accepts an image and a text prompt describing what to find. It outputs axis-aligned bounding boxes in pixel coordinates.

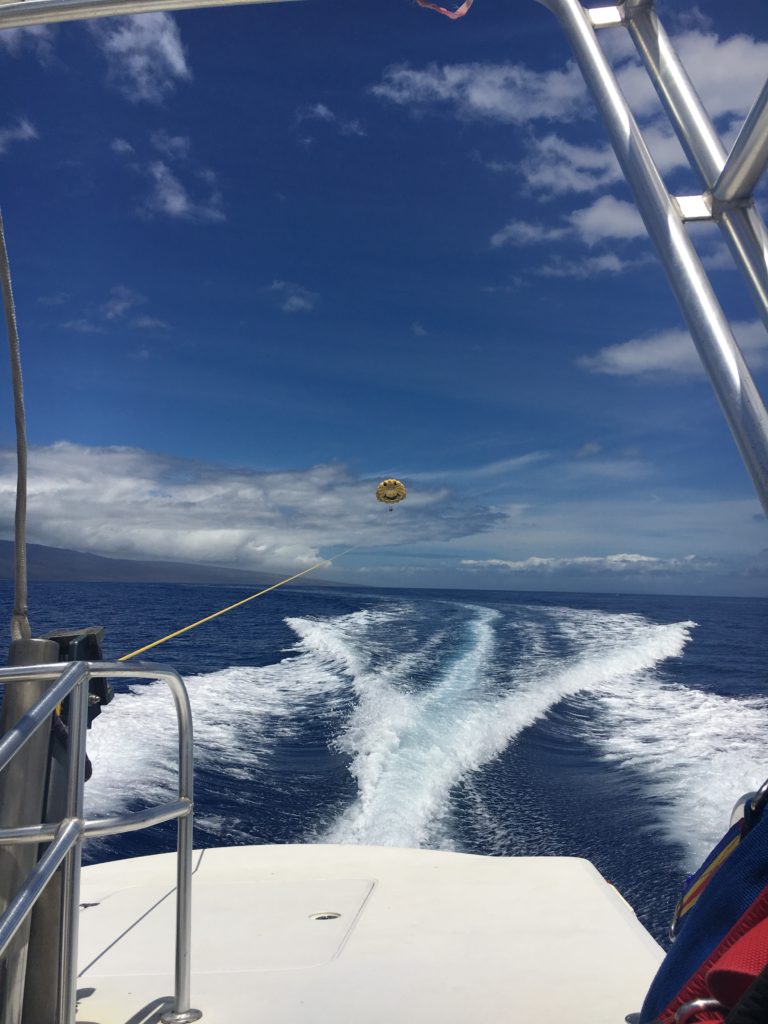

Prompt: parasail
[376,479,407,508]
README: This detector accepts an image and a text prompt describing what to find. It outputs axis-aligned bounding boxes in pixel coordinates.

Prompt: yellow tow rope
[119,547,355,662]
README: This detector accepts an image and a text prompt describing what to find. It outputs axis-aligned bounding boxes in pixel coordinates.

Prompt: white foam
[84,606,397,818]
[326,606,499,847]
[583,677,768,868]
[85,598,743,872]
[326,605,696,849]
[525,606,768,868]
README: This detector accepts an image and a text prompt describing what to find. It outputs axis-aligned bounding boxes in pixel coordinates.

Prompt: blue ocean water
[5,580,768,947]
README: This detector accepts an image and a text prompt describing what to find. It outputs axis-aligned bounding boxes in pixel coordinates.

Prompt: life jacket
[640,785,768,1023]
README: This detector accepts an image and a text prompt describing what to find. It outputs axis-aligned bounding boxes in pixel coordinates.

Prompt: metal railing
[0,660,201,1024]
[0,0,287,31]
[534,0,768,519]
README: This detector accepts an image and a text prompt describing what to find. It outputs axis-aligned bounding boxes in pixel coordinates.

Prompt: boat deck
[76,844,663,1023]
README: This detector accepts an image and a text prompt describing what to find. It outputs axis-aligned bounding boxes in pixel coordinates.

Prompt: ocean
[6,580,768,947]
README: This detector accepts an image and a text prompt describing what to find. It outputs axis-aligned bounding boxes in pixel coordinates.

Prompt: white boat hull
[76,843,664,1023]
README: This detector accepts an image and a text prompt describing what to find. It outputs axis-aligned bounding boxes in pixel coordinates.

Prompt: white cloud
[62,285,167,333]
[700,242,737,272]
[151,129,191,159]
[409,452,548,483]
[0,26,55,62]
[338,120,366,139]
[490,220,569,248]
[566,457,651,481]
[0,118,37,156]
[480,158,516,174]
[268,280,318,314]
[459,492,766,563]
[568,195,645,245]
[518,135,621,195]
[111,137,135,156]
[88,13,190,103]
[411,322,428,337]
[101,284,144,320]
[132,315,169,330]
[371,60,586,124]
[580,320,768,377]
[303,103,335,123]
[491,196,645,251]
[144,161,225,223]
[37,292,70,307]
[642,124,691,177]
[669,6,712,33]
[297,103,366,138]
[576,442,601,458]
[461,553,715,574]
[62,318,105,334]
[10,443,755,590]
[616,31,768,123]
[599,26,638,64]
[0,443,502,571]
[517,126,688,197]
[538,252,650,279]
[373,28,766,247]
[372,31,767,130]
[112,132,224,223]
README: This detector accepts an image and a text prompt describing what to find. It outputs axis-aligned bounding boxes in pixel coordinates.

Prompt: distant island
[0,541,342,588]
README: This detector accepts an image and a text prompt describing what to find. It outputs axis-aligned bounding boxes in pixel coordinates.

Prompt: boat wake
[324,605,698,848]
[583,678,768,866]
[84,598,768,875]
[84,607,395,819]
[325,606,500,847]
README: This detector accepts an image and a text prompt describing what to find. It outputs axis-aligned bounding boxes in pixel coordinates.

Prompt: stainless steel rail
[0,822,81,958]
[0,0,289,30]
[0,661,200,1024]
[535,0,768,518]
[714,78,768,205]
[625,4,768,333]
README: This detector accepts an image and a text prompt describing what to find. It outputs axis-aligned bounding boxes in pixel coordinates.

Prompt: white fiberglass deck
[76,844,663,1024]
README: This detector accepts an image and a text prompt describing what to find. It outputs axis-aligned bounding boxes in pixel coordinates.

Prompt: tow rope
[119,547,355,662]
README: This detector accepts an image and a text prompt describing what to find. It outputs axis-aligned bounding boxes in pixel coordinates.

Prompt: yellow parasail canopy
[376,479,407,506]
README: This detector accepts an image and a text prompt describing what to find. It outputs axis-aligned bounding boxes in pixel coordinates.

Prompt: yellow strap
[119,548,354,662]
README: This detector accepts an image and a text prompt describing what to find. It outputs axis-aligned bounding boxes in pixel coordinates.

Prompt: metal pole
[0,660,199,1021]
[0,822,80,959]
[624,0,722,182]
[713,77,768,204]
[720,206,768,333]
[56,676,88,1024]
[0,639,61,1024]
[0,213,31,645]
[0,0,291,29]
[159,667,201,1024]
[626,4,768,332]
[534,0,768,516]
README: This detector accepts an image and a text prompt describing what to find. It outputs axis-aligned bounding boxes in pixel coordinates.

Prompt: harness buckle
[674,998,726,1023]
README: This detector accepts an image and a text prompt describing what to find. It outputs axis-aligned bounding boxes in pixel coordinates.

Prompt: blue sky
[0,0,767,594]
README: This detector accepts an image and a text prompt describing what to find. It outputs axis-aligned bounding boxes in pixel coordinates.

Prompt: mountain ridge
[0,540,343,587]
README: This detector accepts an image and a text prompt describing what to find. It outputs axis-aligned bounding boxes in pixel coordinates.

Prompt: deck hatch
[79,878,374,976]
